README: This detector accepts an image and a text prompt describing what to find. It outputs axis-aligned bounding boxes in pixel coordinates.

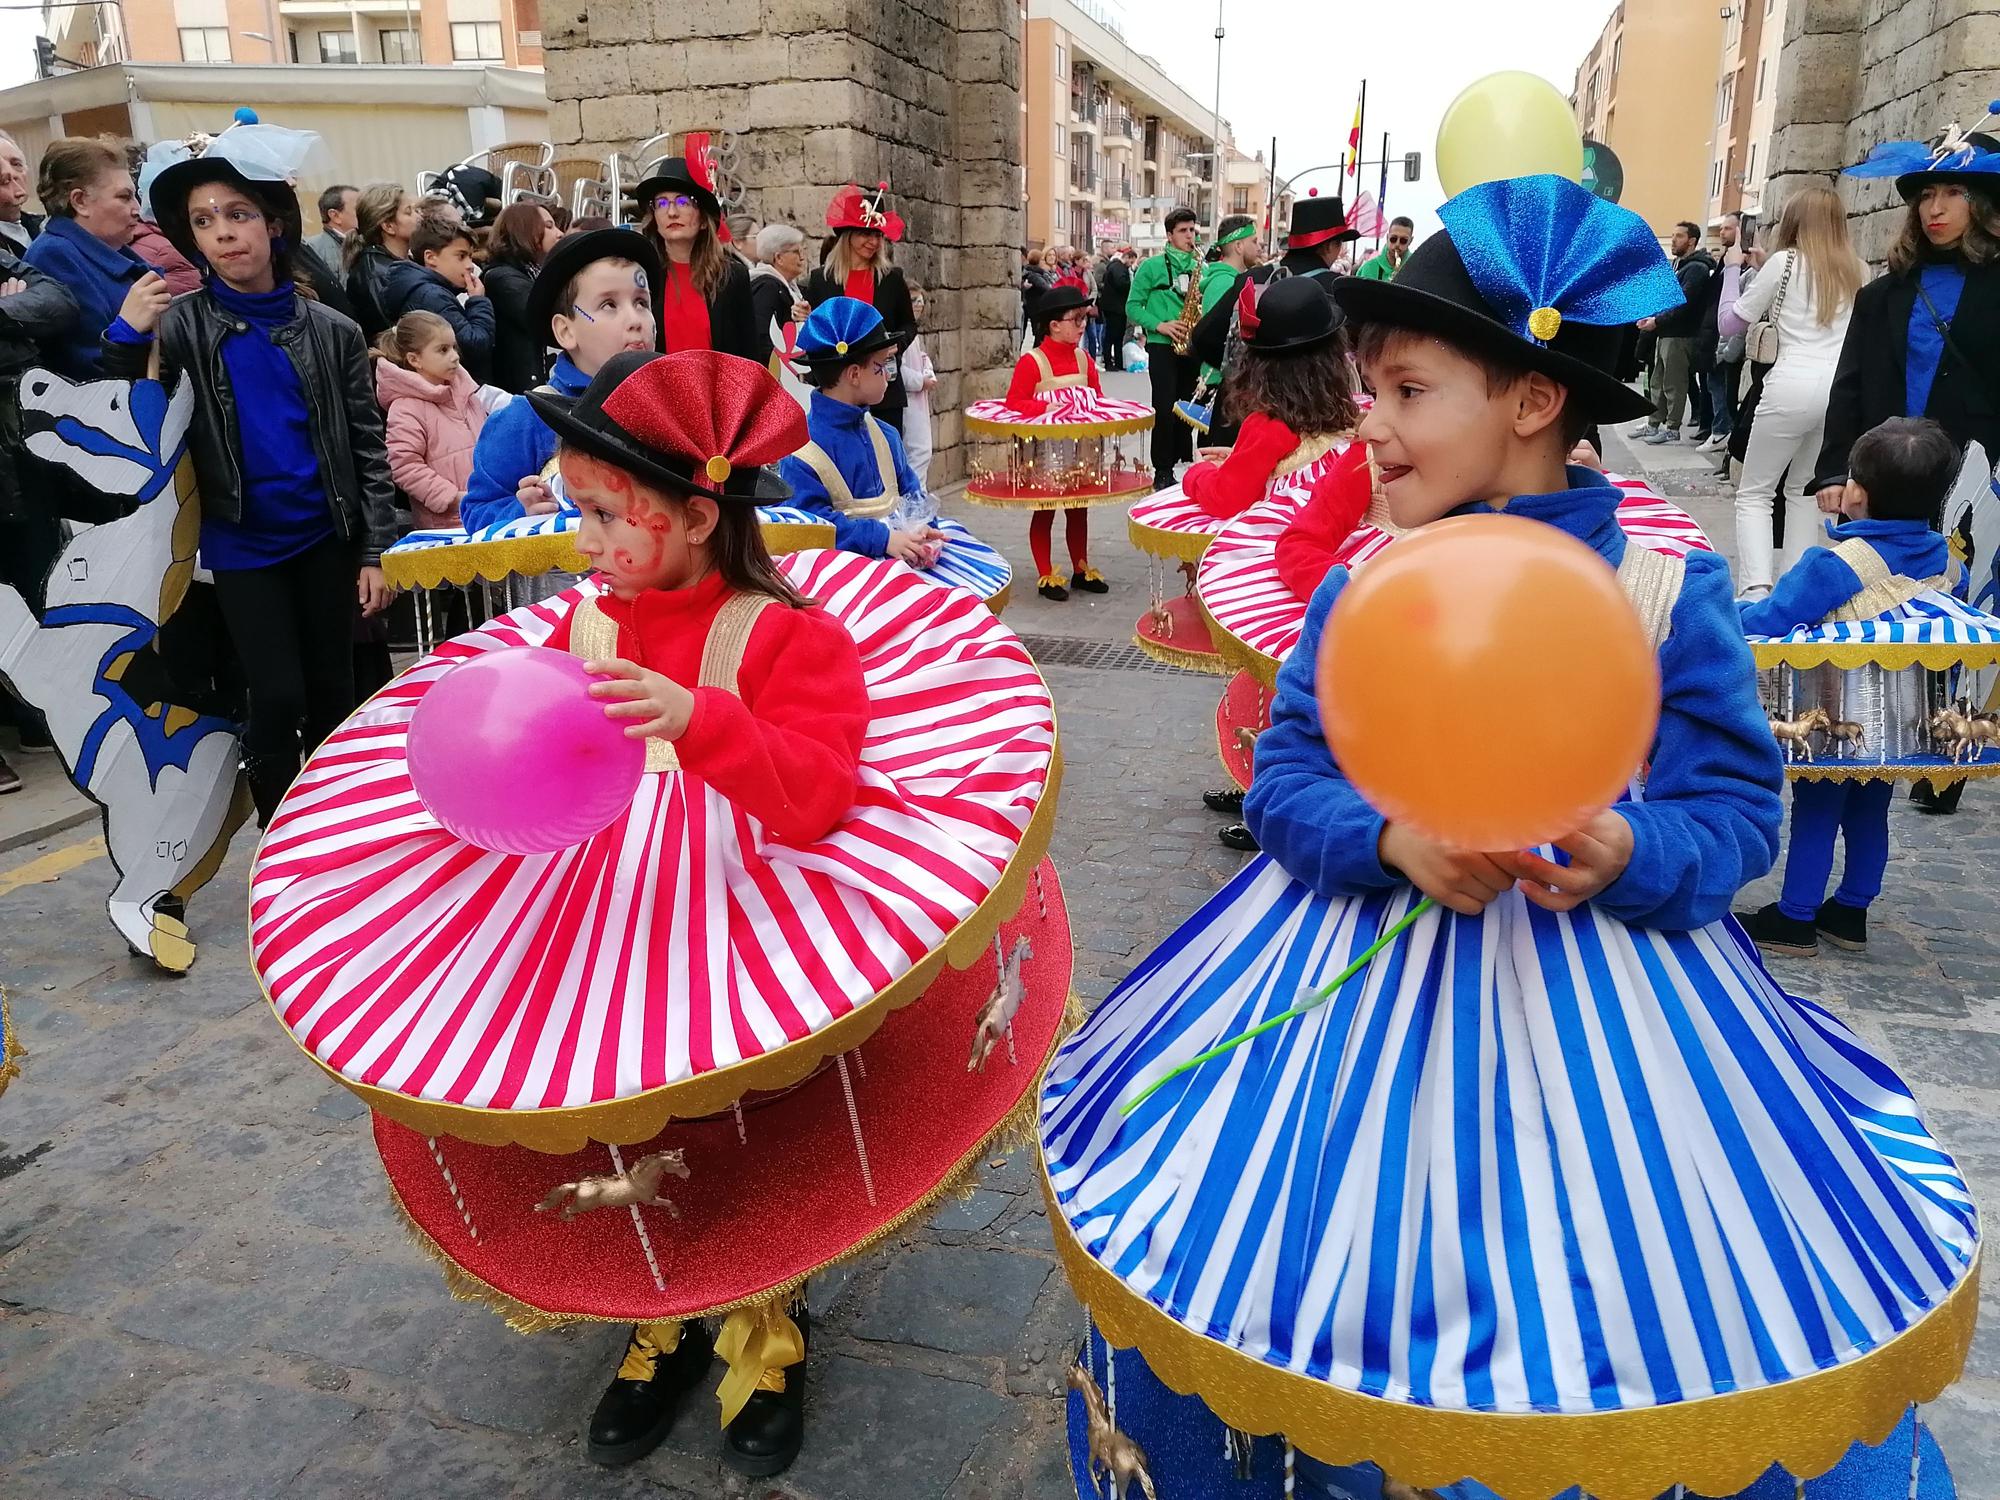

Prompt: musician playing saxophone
[1126,207,1236,491]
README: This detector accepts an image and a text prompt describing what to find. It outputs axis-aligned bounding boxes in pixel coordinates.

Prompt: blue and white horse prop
[0,371,247,972]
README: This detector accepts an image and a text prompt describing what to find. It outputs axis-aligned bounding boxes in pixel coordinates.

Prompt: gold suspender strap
[796,437,896,520]
[1029,344,1090,393]
[1029,346,1054,389]
[1615,543,1687,656]
[1828,537,1950,623]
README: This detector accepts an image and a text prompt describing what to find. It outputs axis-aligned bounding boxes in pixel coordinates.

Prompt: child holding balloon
[1039,172,1975,1500]
[531,347,867,1467]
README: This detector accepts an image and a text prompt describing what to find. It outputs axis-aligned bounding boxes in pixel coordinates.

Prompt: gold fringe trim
[1131,631,1229,676]
[380,533,589,592]
[1788,761,2000,784]
[0,985,21,1101]
[1126,516,1217,564]
[1198,595,1283,690]
[983,582,1013,616]
[388,988,1090,1332]
[1040,1153,1981,1500]
[760,520,838,555]
[1751,641,2000,671]
[265,748,1066,1154]
[1272,429,1354,479]
[965,414,1153,440]
[963,484,1148,513]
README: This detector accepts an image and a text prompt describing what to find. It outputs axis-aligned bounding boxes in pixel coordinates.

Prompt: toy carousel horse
[0,371,246,972]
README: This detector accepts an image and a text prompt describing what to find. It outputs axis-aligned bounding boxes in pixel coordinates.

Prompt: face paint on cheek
[571,305,595,322]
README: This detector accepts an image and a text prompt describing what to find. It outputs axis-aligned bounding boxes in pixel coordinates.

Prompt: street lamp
[240,29,277,60]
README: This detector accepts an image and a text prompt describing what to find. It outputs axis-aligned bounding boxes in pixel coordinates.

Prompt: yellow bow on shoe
[713,1302,806,1426]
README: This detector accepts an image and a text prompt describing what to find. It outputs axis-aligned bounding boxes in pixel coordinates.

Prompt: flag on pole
[1377,147,1390,220]
[1348,191,1382,237]
[1345,94,1363,179]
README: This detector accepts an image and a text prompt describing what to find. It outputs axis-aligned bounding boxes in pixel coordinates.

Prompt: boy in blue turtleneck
[1247,176,1782,948]
[777,297,942,564]
[459,229,661,533]
[1738,416,1957,958]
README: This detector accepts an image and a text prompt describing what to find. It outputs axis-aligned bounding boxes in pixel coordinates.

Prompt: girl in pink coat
[372,310,508,529]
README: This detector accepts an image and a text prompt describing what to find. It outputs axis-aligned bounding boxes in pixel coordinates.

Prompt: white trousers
[1734,360,1835,592]
[902,392,934,490]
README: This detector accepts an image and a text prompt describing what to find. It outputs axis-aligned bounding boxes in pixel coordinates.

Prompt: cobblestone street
[2,386,1998,1498]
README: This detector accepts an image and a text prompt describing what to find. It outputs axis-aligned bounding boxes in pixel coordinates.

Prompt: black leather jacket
[100,290,398,565]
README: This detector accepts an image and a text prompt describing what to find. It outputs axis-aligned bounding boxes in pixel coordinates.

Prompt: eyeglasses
[1056,310,1091,325]
[654,194,696,210]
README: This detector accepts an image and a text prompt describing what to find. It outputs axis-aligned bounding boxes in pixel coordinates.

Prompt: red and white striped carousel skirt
[251,551,1061,1153]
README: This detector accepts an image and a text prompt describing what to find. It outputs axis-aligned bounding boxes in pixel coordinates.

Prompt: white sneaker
[1630,422,1660,438]
[1698,435,1728,454]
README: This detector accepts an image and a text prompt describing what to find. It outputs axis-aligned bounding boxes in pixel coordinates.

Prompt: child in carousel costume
[1040,175,1978,1499]
[1007,282,1114,599]
[778,296,944,565]
[1737,416,1961,959]
[459,228,663,531]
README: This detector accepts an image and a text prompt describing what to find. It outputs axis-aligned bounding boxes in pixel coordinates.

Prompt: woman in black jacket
[802,183,917,432]
[482,200,561,392]
[631,146,758,362]
[343,181,422,341]
[1816,125,2000,811]
[107,133,397,825]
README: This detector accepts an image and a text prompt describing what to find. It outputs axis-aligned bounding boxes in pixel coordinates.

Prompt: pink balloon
[406,647,645,855]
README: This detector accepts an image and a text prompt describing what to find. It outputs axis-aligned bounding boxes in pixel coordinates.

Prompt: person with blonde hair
[343,181,422,339]
[1729,182,1865,594]
[802,182,917,432]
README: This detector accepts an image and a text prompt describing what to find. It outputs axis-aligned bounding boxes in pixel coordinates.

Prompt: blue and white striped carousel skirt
[1040,857,1980,1498]
[926,515,1012,609]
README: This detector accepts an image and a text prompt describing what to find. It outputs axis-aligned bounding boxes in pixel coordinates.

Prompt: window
[1055,43,1065,78]
[1711,159,1723,198]
[1230,186,1250,214]
[1745,142,1757,183]
[318,30,358,63]
[1055,122,1066,158]
[380,26,419,63]
[450,21,503,60]
[1610,35,1620,80]
[178,26,229,61]
[1756,59,1767,100]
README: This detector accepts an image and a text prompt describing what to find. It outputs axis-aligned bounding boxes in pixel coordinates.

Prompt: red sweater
[660,259,713,354]
[1274,443,1376,602]
[1182,412,1299,521]
[844,267,875,304]
[1004,341,1102,416]
[547,573,868,844]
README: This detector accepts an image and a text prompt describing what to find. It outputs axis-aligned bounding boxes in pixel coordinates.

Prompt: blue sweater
[459,354,589,533]
[23,216,154,377]
[1906,263,1966,419]
[1244,475,1785,931]
[196,279,335,570]
[774,391,923,558]
[1739,518,1948,637]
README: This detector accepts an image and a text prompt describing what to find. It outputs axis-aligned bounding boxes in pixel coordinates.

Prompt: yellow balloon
[1435,71,1586,197]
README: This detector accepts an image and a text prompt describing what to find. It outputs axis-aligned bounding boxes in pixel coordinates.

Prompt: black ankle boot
[1814,898,1868,951]
[1202,787,1244,815]
[1217,823,1260,851]
[1070,567,1109,594]
[723,1308,808,1478]
[586,1322,715,1467]
[1736,902,1817,958]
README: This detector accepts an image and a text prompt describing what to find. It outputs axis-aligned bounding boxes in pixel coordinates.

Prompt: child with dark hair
[105,128,397,824]
[1005,283,1107,598]
[1738,415,1959,956]
[377,211,496,382]
[776,296,942,564]
[459,228,662,532]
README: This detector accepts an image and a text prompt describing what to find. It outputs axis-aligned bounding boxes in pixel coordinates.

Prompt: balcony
[1101,172,1133,203]
[1069,160,1100,193]
[1102,111,1134,141]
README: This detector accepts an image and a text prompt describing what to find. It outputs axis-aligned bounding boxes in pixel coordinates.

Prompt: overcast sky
[0,0,1621,240]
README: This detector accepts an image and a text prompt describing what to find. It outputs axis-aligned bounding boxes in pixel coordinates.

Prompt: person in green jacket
[1354,215,1415,281]
[1128,207,1235,489]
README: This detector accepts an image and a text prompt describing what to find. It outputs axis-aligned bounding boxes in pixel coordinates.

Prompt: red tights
[1029,507,1090,579]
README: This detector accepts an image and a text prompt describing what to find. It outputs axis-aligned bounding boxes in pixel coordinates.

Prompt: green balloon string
[1118,897,1438,1118]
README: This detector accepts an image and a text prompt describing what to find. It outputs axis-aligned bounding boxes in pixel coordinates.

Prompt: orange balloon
[1315,515,1660,852]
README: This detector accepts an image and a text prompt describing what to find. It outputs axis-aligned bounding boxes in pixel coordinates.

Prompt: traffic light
[33,36,56,80]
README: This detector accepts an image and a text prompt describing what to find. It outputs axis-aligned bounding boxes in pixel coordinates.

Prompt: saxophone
[1169,253,1204,356]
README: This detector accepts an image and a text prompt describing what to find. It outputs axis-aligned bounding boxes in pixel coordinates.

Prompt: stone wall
[1765,0,2000,264]
[539,0,1024,485]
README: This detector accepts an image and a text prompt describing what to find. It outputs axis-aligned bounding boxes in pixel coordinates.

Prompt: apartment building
[1023,0,1232,253]
[1571,0,1725,240]
[42,0,543,73]
[1701,0,1788,232]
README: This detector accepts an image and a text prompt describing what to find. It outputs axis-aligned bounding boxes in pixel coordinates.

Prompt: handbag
[1746,252,1793,367]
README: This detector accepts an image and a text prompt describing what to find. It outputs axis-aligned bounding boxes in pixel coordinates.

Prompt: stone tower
[537,0,1024,486]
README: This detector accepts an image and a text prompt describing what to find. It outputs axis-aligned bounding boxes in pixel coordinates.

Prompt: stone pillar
[540,0,1025,487]
[1766,0,2000,264]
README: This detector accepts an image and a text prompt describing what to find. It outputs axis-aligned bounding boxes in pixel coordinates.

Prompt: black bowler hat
[1240,274,1344,355]
[526,227,665,345]
[528,349,801,503]
[1288,191,1359,248]
[628,156,722,222]
[1031,284,1094,323]
[1335,175,1682,423]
